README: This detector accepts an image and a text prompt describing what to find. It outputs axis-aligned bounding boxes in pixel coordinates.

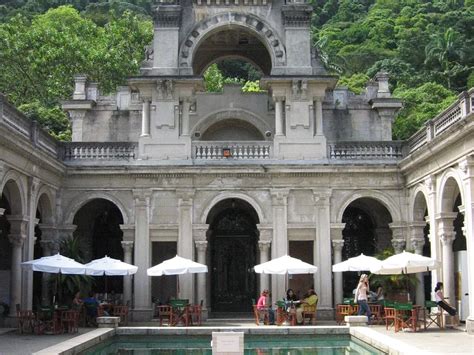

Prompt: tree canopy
[0,0,472,140]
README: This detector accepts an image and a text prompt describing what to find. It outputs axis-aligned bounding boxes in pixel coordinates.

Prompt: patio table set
[333,251,445,332]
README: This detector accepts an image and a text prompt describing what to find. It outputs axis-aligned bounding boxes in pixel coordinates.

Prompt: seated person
[284,288,299,310]
[296,289,318,324]
[83,292,100,324]
[71,291,83,310]
[256,289,275,325]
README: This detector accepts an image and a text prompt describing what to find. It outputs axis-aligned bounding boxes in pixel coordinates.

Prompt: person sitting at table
[354,274,371,324]
[296,289,318,324]
[284,289,299,311]
[71,291,83,310]
[83,292,100,325]
[256,289,275,325]
[434,282,457,316]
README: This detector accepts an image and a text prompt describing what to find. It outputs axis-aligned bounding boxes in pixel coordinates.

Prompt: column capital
[391,238,406,253]
[6,215,29,235]
[121,240,134,253]
[195,240,208,252]
[389,222,407,240]
[258,228,272,242]
[440,233,455,246]
[313,189,332,204]
[271,189,289,205]
[8,234,26,247]
[120,224,135,242]
[56,224,77,240]
[331,239,345,252]
[258,240,271,252]
[133,189,152,206]
[193,224,209,241]
[424,175,436,194]
[330,223,346,240]
[410,237,425,254]
[458,154,474,177]
[140,96,152,103]
[272,95,286,102]
[177,189,194,205]
[40,239,60,254]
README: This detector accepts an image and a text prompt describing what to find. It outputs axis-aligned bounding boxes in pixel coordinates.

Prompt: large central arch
[178,12,286,75]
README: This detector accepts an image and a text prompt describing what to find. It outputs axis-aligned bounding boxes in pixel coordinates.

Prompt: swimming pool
[80,334,385,354]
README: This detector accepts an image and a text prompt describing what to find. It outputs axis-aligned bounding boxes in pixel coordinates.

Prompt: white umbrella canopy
[254,255,318,275]
[332,253,382,272]
[147,255,208,276]
[21,253,86,274]
[85,256,138,276]
[370,250,440,275]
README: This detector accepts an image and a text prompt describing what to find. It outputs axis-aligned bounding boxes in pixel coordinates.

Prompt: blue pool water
[80,334,385,354]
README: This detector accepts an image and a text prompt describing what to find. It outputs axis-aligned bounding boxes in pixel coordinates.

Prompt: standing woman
[354,274,371,324]
[434,282,457,316]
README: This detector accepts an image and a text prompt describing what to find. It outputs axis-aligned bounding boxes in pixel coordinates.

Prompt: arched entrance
[206,198,259,313]
[72,198,124,295]
[341,197,393,296]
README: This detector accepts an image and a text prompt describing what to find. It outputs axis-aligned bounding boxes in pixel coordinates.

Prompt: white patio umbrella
[332,253,382,272]
[254,255,318,292]
[254,255,318,275]
[22,253,87,304]
[22,253,86,274]
[85,256,138,298]
[147,255,208,297]
[370,250,440,275]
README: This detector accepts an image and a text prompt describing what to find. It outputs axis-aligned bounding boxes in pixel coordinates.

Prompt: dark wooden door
[211,235,257,312]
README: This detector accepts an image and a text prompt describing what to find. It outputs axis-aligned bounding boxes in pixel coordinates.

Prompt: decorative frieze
[153,5,182,28]
[281,4,313,27]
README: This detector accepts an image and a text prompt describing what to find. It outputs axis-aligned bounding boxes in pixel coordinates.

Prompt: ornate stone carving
[258,240,271,252]
[281,4,313,27]
[391,238,406,253]
[410,238,425,254]
[440,233,455,246]
[271,189,289,206]
[153,5,182,28]
[157,80,174,100]
[144,45,154,61]
[331,239,345,252]
[291,80,308,100]
[195,240,208,252]
[121,240,134,254]
[8,234,26,247]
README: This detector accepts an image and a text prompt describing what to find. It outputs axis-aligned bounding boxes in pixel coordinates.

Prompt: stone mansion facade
[0,0,473,330]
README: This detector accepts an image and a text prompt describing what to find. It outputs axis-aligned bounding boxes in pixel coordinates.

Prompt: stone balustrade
[193,141,271,160]
[328,141,404,160]
[407,88,473,153]
[0,95,60,158]
[61,142,137,161]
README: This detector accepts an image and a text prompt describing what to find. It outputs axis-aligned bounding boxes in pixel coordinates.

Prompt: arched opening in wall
[201,119,264,141]
[0,180,23,313]
[194,27,271,77]
[341,198,393,297]
[73,198,124,297]
[206,198,259,314]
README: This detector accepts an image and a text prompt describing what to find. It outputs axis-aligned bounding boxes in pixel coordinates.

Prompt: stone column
[271,189,289,302]
[410,221,426,306]
[459,156,474,333]
[425,176,441,288]
[181,99,191,136]
[195,240,207,308]
[314,189,332,311]
[177,189,194,301]
[314,97,324,136]
[141,99,151,137]
[6,216,28,316]
[389,222,407,253]
[258,239,271,293]
[121,240,134,306]
[437,213,457,311]
[133,190,152,320]
[274,97,284,136]
[331,238,345,306]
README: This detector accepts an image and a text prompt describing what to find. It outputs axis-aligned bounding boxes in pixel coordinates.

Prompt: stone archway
[179,12,286,75]
[205,198,260,314]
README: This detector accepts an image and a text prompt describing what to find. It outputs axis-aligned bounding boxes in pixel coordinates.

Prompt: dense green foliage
[0,1,472,140]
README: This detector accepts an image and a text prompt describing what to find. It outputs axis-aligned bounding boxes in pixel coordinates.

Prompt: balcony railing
[193,141,271,160]
[61,142,137,161]
[329,141,404,160]
[407,88,473,153]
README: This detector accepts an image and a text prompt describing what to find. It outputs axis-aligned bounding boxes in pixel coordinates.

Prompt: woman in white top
[354,274,372,324]
[434,282,456,316]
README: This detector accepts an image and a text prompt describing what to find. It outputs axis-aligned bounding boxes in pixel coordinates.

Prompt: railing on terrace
[407,88,473,153]
[329,141,404,160]
[193,141,271,160]
[60,142,137,161]
[0,95,60,158]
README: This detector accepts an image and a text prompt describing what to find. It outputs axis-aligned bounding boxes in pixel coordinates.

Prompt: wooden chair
[156,305,175,326]
[253,305,270,325]
[17,310,36,334]
[424,300,443,329]
[302,303,317,325]
[369,304,383,325]
[383,306,397,330]
[112,305,129,326]
[61,310,80,333]
[188,301,203,326]
[336,304,353,324]
[394,303,420,332]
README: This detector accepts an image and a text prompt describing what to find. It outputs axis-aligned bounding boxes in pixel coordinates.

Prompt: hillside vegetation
[0,1,472,140]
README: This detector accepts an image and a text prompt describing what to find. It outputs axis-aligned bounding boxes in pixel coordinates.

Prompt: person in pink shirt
[256,289,275,324]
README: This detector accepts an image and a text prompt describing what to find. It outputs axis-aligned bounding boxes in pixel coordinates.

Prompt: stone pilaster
[141,98,151,137]
[270,189,289,302]
[273,96,285,136]
[258,239,271,293]
[195,240,207,313]
[177,189,194,301]
[6,215,28,316]
[121,240,134,306]
[314,97,324,136]
[132,189,152,320]
[313,189,332,311]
